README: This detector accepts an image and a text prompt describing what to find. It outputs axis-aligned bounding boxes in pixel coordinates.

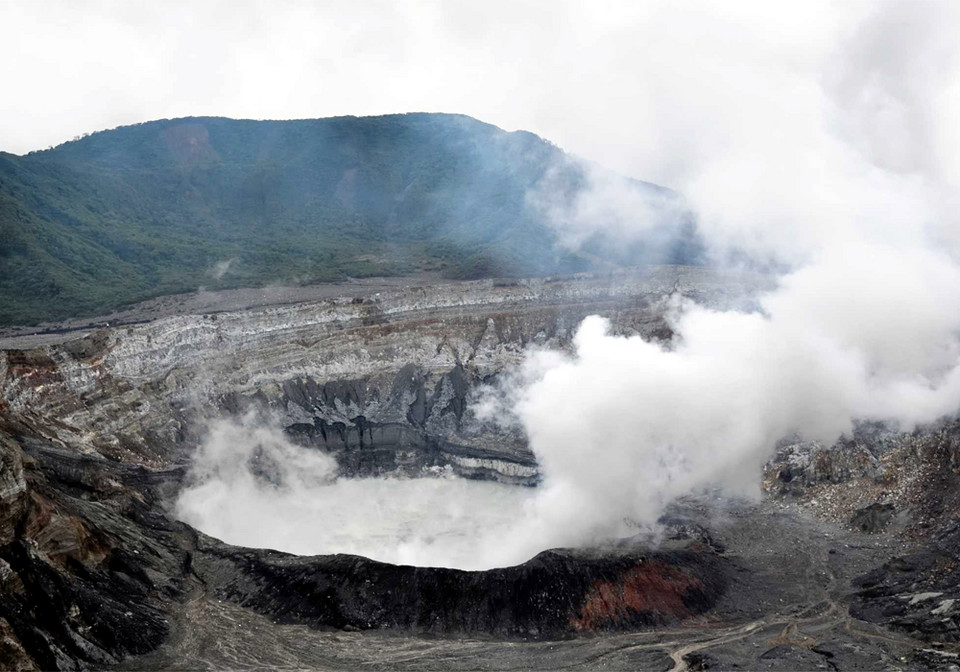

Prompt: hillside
[0,113,700,325]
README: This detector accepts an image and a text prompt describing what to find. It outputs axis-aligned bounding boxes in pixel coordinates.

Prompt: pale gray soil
[0,265,771,350]
[0,273,446,349]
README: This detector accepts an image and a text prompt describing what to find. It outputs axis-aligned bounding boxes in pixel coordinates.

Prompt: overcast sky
[2,1,958,192]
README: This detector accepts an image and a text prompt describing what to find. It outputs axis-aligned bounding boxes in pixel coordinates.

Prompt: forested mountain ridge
[0,113,700,325]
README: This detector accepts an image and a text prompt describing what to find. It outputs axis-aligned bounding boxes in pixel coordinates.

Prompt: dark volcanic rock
[274,366,540,485]
[0,432,193,670]
[193,538,729,640]
[755,644,837,670]
[850,520,960,642]
[850,502,896,534]
[683,650,720,670]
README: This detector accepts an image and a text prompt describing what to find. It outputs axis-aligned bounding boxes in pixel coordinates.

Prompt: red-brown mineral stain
[571,561,704,630]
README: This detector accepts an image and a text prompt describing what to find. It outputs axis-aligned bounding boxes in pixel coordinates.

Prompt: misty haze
[2,2,960,671]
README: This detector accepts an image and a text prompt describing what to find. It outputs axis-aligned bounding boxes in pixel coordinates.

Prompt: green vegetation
[0,113,699,325]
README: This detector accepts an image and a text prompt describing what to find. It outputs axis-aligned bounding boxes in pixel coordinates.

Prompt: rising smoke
[208,258,238,280]
[178,1,960,569]
[499,0,960,555]
[175,415,536,569]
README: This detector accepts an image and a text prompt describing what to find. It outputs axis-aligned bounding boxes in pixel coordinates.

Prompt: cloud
[525,156,699,266]
[511,244,960,548]
[0,0,951,202]
[496,0,960,554]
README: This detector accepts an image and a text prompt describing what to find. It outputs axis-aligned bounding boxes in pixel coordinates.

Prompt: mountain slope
[0,113,700,325]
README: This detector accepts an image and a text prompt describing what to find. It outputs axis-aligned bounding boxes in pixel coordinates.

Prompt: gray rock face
[850,502,897,533]
[0,267,764,481]
[766,422,904,493]
[0,435,27,547]
[851,520,960,643]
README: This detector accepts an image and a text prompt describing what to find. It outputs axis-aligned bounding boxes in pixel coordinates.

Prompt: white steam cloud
[497,0,960,554]
[507,254,960,551]
[179,1,960,569]
[208,258,238,280]
[176,416,535,569]
[527,158,686,253]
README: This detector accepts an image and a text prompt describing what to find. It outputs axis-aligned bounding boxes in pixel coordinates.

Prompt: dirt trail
[668,620,765,671]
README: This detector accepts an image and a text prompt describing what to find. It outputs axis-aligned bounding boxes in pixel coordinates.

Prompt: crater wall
[0,267,765,481]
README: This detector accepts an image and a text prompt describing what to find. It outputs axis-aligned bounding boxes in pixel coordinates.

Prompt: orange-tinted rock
[571,561,706,630]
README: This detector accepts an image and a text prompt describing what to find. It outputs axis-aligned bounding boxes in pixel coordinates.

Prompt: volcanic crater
[1,269,959,670]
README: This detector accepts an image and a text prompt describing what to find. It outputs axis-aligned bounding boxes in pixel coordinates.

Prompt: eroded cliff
[1,267,759,480]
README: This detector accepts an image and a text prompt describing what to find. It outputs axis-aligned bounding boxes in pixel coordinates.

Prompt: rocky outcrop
[194,536,728,639]
[0,434,27,547]
[766,419,960,528]
[849,502,897,533]
[851,520,960,642]
[0,431,191,670]
[765,426,895,494]
[767,420,960,644]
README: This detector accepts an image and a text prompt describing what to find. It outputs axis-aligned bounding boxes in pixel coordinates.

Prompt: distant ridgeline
[0,113,702,325]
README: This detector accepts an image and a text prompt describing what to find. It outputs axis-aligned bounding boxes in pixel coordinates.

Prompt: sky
[5,0,956,190]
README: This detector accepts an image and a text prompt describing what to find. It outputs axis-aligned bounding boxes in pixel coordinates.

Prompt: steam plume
[176,415,535,569]
[500,0,960,555]
[179,1,960,569]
